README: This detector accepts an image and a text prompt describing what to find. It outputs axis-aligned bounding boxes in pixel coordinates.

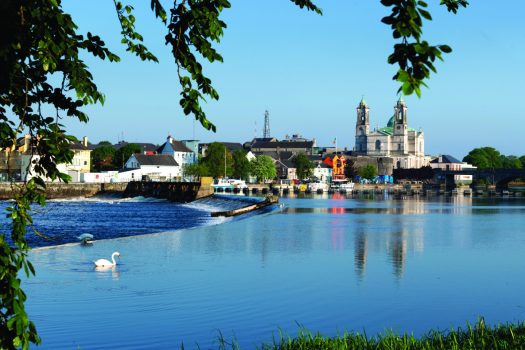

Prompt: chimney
[82,136,88,147]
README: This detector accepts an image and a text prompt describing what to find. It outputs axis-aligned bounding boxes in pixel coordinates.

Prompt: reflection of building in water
[354,230,368,278]
[331,222,345,251]
[447,195,473,215]
[387,230,408,278]
[353,199,427,280]
[386,223,425,278]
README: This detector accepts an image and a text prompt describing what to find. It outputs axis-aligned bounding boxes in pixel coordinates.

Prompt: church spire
[393,97,408,136]
[355,97,370,154]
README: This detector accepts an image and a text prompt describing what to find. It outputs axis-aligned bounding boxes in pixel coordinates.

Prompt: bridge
[436,168,525,188]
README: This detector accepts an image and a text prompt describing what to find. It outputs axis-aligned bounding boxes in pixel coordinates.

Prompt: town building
[157,135,195,168]
[0,135,29,181]
[20,136,92,182]
[275,158,297,180]
[120,154,180,182]
[181,140,199,164]
[313,162,332,182]
[430,155,477,171]
[354,97,430,169]
[250,138,315,155]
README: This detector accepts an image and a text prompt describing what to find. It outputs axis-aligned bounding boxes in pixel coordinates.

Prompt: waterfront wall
[0,182,127,200]
[123,177,214,202]
[0,178,213,202]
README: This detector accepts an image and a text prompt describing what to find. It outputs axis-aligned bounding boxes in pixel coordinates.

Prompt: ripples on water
[18,195,525,349]
[1,194,266,247]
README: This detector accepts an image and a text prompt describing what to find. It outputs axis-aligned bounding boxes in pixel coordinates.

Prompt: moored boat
[211,178,248,192]
[330,180,355,193]
[307,181,329,192]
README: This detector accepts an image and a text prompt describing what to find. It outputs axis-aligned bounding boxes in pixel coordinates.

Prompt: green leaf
[439,44,452,53]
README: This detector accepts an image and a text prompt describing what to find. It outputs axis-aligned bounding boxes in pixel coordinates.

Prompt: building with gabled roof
[157,135,195,168]
[121,154,181,182]
[430,155,477,171]
[18,135,92,182]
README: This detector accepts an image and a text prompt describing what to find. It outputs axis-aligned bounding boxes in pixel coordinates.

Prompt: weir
[0,177,214,201]
[122,177,214,202]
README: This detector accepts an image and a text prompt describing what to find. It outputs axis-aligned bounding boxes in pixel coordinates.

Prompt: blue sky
[62,1,525,159]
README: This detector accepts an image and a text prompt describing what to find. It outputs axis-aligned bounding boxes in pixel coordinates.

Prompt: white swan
[94,251,120,267]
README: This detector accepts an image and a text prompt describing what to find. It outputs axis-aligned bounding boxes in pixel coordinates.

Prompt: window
[375,140,381,151]
[397,144,401,151]
[84,161,87,165]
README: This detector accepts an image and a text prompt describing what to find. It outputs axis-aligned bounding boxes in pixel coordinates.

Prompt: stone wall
[352,156,395,176]
[0,182,128,200]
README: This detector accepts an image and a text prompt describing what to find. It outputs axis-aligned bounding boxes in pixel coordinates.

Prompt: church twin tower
[354,97,428,169]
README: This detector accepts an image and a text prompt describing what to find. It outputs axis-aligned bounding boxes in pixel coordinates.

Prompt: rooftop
[132,154,179,167]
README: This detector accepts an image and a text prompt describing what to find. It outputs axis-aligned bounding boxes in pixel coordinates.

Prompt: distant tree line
[183,142,278,183]
[91,143,141,171]
[463,147,525,170]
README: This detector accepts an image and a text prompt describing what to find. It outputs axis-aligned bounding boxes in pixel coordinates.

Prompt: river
[18,194,525,349]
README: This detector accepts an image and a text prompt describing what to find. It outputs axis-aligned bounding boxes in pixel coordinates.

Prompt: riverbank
[253,320,525,350]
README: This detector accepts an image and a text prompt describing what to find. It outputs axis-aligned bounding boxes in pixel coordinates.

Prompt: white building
[157,136,195,168]
[313,163,332,182]
[430,155,477,171]
[354,97,430,169]
[120,154,180,182]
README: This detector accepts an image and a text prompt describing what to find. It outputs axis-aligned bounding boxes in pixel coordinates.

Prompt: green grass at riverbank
[213,320,525,350]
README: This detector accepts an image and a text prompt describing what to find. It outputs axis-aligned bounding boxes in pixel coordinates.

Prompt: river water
[18,194,525,349]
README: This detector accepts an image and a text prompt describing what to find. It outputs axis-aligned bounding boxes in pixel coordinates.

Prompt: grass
[210,319,525,350]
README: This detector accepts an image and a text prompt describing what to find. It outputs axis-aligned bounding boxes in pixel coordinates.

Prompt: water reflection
[388,230,408,278]
[94,266,121,280]
[281,197,470,280]
[354,228,367,279]
[24,195,525,349]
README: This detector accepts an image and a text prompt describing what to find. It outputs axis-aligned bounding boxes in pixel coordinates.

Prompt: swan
[94,251,120,267]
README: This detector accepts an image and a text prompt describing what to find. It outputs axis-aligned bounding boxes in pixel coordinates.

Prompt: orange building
[332,154,346,180]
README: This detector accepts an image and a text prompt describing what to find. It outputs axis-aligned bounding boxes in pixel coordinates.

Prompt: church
[354,97,430,169]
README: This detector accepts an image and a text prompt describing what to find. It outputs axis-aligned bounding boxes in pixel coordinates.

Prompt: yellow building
[16,135,92,182]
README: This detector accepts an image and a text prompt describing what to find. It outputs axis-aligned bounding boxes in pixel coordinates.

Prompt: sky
[61,0,525,159]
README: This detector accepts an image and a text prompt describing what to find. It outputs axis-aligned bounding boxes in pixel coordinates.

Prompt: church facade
[354,97,430,169]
